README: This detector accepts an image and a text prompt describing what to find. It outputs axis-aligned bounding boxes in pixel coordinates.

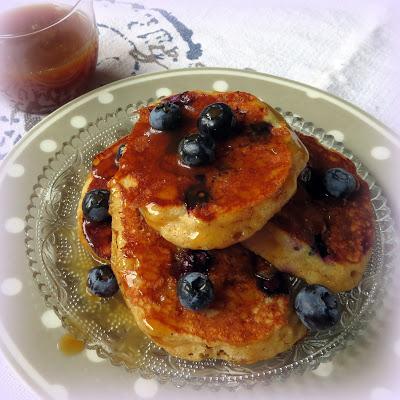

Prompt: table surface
[0,1,399,399]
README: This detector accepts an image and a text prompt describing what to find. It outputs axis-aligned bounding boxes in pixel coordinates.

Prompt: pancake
[115,90,308,250]
[108,178,307,364]
[244,134,375,292]
[77,138,125,262]
[75,113,307,364]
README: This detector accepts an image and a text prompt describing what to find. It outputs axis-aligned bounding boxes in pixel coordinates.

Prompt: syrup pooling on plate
[57,334,85,356]
[56,230,147,363]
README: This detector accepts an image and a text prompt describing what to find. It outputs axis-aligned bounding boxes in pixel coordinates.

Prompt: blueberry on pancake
[244,134,375,292]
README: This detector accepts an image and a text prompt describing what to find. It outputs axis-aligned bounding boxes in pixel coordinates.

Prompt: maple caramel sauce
[60,253,146,361]
[0,3,98,113]
[82,218,112,260]
[58,334,85,356]
[118,91,280,221]
[82,138,126,260]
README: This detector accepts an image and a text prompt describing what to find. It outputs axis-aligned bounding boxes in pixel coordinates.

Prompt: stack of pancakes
[77,91,375,364]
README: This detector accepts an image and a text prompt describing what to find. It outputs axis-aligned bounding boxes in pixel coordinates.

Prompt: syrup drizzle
[57,334,85,356]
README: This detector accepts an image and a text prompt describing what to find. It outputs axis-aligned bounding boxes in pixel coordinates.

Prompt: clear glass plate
[25,101,397,389]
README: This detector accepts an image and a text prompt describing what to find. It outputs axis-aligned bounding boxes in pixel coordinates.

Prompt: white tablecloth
[0,0,399,398]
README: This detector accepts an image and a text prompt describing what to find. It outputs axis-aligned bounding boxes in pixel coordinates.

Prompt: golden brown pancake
[115,90,308,249]
[244,134,375,292]
[77,142,307,364]
[108,179,307,364]
[76,90,310,363]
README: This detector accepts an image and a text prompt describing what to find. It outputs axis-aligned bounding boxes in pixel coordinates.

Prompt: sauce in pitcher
[0,3,98,113]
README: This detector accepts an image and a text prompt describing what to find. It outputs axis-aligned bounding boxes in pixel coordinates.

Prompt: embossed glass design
[25,102,397,388]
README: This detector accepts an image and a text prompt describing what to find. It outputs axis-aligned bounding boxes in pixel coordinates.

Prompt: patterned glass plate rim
[24,101,398,390]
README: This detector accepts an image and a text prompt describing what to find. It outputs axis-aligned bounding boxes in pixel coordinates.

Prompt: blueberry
[255,270,289,295]
[198,102,236,139]
[177,272,214,311]
[87,265,119,297]
[149,102,181,130]
[178,133,215,167]
[82,189,110,223]
[172,249,213,279]
[115,144,126,166]
[294,284,342,331]
[323,168,357,198]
